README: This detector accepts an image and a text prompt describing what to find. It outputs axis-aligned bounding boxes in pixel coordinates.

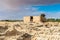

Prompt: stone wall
[24,16,41,23]
[33,16,41,23]
[24,16,30,23]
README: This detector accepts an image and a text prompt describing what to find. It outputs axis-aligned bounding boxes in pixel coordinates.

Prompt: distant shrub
[0,20,23,22]
[47,18,60,22]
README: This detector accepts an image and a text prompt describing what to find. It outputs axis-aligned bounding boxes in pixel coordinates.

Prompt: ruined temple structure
[24,14,46,23]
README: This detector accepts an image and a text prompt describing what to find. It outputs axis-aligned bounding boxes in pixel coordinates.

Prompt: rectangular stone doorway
[30,16,33,22]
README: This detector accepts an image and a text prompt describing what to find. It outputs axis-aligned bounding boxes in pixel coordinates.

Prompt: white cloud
[0,0,22,11]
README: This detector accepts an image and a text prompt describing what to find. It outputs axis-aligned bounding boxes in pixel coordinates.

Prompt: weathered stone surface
[0,22,60,40]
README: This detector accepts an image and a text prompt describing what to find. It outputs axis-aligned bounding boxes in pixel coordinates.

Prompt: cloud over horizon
[0,0,60,10]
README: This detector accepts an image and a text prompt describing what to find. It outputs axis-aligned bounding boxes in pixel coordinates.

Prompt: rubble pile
[0,22,60,40]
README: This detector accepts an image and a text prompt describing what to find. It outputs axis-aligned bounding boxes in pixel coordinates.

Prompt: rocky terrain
[0,22,60,40]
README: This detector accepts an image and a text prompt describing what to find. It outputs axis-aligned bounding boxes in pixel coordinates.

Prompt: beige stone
[24,16,43,23]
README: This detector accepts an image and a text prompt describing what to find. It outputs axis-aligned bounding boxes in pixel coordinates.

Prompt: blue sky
[33,4,60,12]
[0,0,60,20]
